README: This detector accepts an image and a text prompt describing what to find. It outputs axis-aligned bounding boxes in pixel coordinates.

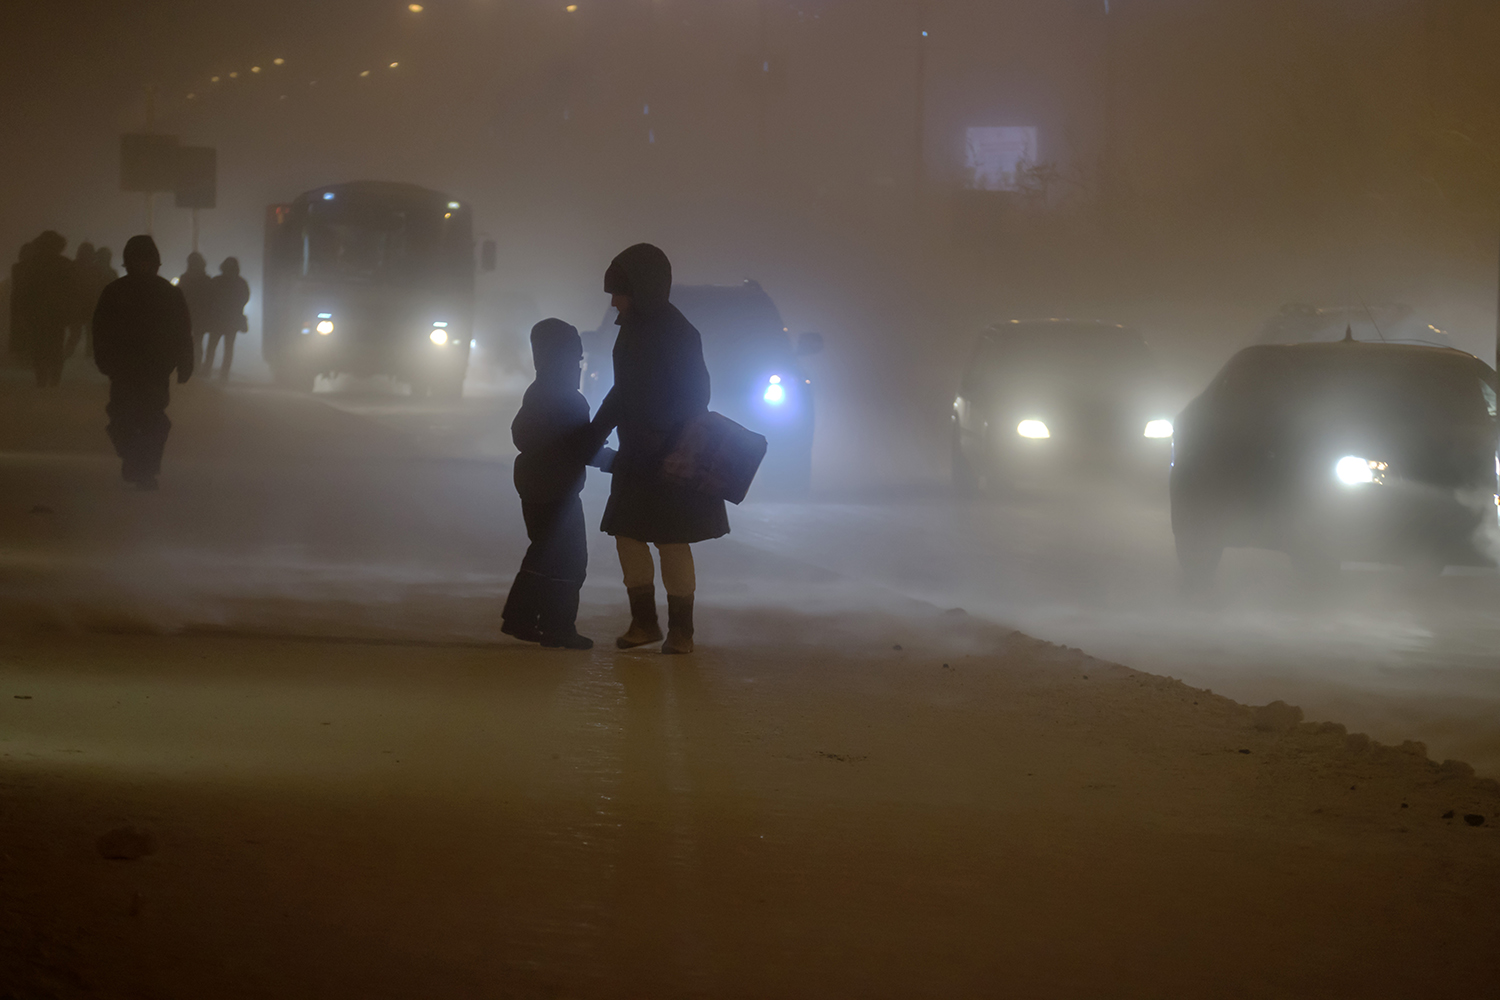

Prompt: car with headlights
[1169,338,1499,580]
[581,280,823,494]
[262,181,494,397]
[951,319,1177,492]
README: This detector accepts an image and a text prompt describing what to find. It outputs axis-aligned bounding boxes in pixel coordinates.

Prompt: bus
[262,181,491,396]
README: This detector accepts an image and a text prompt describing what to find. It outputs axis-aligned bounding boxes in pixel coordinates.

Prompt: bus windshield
[295,193,470,285]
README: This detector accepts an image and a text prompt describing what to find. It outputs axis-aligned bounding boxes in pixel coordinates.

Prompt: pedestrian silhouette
[205,256,249,380]
[91,235,193,490]
[95,246,118,282]
[176,252,214,369]
[26,231,73,387]
[592,243,727,654]
[501,319,615,649]
[62,241,96,362]
[7,240,37,361]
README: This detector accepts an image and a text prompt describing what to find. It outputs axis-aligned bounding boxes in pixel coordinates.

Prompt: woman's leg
[616,537,655,588]
[655,544,695,598]
[614,537,663,648]
[657,544,696,654]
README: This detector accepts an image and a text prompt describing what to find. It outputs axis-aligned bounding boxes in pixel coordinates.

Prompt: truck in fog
[262,181,488,396]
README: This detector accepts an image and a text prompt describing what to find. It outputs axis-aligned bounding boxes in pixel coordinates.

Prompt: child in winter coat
[501,319,612,648]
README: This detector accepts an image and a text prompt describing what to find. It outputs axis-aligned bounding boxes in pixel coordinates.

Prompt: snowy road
[2,372,1499,997]
[3,372,1499,774]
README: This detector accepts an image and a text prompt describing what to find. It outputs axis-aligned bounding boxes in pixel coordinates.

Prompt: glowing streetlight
[210,76,220,83]
[389,61,400,68]
[408,3,424,11]
[273,57,285,66]
[228,71,238,79]
[251,66,261,73]
[566,4,578,10]
[359,69,371,77]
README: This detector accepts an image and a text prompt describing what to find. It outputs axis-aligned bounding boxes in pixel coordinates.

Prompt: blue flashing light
[763,375,786,405]
[322,191,335,200]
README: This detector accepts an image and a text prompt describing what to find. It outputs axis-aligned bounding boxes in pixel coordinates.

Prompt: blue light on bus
[322,192,335,200]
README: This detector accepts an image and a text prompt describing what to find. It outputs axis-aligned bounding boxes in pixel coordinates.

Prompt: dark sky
[4,0,1498,324]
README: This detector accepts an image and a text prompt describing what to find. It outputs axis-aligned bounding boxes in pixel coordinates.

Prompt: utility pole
[756,0,769,163]
[1099,2,1117,217]
[913,1,928,203]
[144,84,157,235]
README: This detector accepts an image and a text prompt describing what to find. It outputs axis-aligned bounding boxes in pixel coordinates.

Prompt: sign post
[173,146,217,253]
[120,133,179,235]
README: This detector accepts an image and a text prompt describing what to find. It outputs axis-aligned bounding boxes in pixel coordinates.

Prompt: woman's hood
[605,243,673,313]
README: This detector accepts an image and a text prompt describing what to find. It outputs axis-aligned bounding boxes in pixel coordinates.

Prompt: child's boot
[539,579,593,650]
[501,570,544,642]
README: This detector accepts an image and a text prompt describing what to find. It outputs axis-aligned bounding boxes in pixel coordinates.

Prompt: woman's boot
[616,585,663,649]
[661,594,694,654]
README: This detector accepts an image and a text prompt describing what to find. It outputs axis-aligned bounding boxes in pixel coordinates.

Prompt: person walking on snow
[176,252,215,370]
[91,235,193,490]
[26,231,72,387]
[62,241,95,362]
[205,256,249,380]
[590,243,728,654]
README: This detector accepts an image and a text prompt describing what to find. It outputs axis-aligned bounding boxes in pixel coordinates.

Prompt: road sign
[174,146,217,209]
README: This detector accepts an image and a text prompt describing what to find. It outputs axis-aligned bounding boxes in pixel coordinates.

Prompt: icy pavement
[1,375,1498,997]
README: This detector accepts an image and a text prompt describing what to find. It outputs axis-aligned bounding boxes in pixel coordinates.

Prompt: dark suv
[581,280,823,494]
[952,319,1176,492]
[1170,339,1499,579]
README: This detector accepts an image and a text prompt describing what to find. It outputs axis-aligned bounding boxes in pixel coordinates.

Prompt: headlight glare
[1143,419,1173,439]
[430,328,449,346]
[315,320,334,335]
[763,375,786,405]
[1016,419,1050,439]
[1334,455,1386,485]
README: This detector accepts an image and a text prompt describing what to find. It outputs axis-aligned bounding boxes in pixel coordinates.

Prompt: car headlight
[1016,419,1050,439]
[1335,455,1388,485]
[1143,418,1173,439]
[763,374,786,405]
[430,328,449,346]
[315,319,334,335]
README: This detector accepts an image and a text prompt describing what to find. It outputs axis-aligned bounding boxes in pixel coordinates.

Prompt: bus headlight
[1143,419,1173,439]
[1016,419,1050,439]
[430,328,449,346]
[315,320,334,335]
[1335,455,1388,485]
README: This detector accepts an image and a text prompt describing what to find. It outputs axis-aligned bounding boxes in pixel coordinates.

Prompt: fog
[3,2,1500,993]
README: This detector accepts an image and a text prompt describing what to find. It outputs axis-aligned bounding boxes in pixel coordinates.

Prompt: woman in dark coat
[205,256,250,380]
[592,243,728,654]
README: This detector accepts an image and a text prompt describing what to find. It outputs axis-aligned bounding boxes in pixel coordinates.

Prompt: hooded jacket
[92,237,193,382]
[593,244,729,543]
[512,319,597,503]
